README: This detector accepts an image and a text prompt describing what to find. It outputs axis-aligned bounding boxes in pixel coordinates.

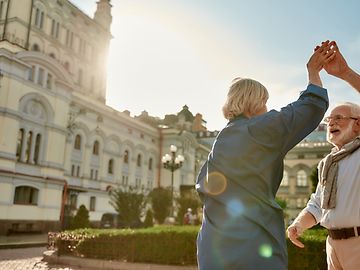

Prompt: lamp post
[161,144,184,217]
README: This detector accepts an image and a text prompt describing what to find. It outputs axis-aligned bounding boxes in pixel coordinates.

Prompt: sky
[72,0,360,131]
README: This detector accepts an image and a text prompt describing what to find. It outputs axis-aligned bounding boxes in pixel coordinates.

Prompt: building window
[31,44,40,52]
[137,154,142,167]
[14,186,39,205]
[108,159,114,174]
[296,170,307,186]
[90,196,96,211]
[25,131,33,163]
[65,29,73,48]
[33,134,41,164]
[90,169,93,179]
[16,129,24,161]
[71,164,75,176]
[0,1,4,20]
[37,68,44,86]
[148,158,153,170]
[46,73,53,89]
[74,134,81,150]
[70,194,77,210]
[51,19,60,38]
[92,141,99,155]
[76,166,80,177]
[95,170,98,180]
[296,198,305,208]
[280,171,289,186]
[123,150,129,164]
[122,175,128,186]
[34,8,44,29]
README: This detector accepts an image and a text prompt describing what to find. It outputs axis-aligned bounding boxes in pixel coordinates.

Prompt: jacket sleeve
[248,84,329,155]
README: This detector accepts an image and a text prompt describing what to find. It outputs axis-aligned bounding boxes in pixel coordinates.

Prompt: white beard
[327,123,355,148]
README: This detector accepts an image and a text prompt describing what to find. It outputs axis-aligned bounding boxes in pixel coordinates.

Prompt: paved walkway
[0,233,48,249]
[0,246,82,269]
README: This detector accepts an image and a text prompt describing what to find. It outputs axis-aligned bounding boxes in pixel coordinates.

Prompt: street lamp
[161,144,184,217]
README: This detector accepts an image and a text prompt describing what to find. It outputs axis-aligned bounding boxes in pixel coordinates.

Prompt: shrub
[110,187,145,228]
[56,227,328,269]
[148,188,171,224]
[70,205,90,230]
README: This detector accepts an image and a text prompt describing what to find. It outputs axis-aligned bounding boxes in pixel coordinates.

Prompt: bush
[148,188,171,224]
[110,187,145,228]
[70,205,90,230]
[56,227,328,269]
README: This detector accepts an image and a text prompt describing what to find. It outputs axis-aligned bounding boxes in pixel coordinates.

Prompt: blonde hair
[222,78,269,120]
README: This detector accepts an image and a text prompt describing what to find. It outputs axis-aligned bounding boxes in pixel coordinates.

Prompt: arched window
[14,186,39,205]
[92,140,99,155]
[108,159,114,174]
[137,154,142,167]
[123,150,129,164]
[46,73,53,89]
[280,171,289,186]
[148,158,153,170]
[296,170,307,186]
[34,7,44,29]
[34,134,41,164]
[16,129,24,161]
[25,131,33,163]
[74,134,81,150]
[32,43,40,51]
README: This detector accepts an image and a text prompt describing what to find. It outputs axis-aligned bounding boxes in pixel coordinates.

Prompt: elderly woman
[196,41,335,270]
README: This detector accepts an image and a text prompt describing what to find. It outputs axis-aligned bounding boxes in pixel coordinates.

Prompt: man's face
[326,105,359,148]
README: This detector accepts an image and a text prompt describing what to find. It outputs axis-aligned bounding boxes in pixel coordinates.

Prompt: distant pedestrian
[183,208,193,225]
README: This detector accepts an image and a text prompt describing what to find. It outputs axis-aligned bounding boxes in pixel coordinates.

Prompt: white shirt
[305,148,360,229]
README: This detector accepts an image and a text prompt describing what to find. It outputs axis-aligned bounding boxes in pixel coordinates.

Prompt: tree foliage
[70,204,90,230]
[110,187,145,228]
[148,187,171,224]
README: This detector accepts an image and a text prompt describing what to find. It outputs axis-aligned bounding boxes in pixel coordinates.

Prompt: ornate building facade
[0,0,210,235]
[278,124,332,223]
[0,0,331,235]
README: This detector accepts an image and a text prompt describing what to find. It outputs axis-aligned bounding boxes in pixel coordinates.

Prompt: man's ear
[354,118,360,134]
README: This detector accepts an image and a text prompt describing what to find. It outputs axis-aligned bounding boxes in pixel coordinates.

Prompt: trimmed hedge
[56,226,327,269]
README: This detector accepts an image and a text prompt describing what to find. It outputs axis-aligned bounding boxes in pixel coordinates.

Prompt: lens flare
[227,199,244,217]
[259,244,272,258]
[205,171,227,195]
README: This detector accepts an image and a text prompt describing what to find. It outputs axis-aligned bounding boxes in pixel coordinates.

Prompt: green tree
[310,166,319,193]
[70,204,90,230]
[176,189,201,224]
[110,187,145,228]
[148,187,171,224]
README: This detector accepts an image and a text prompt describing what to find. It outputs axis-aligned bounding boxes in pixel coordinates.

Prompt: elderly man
[287,102,360,270]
